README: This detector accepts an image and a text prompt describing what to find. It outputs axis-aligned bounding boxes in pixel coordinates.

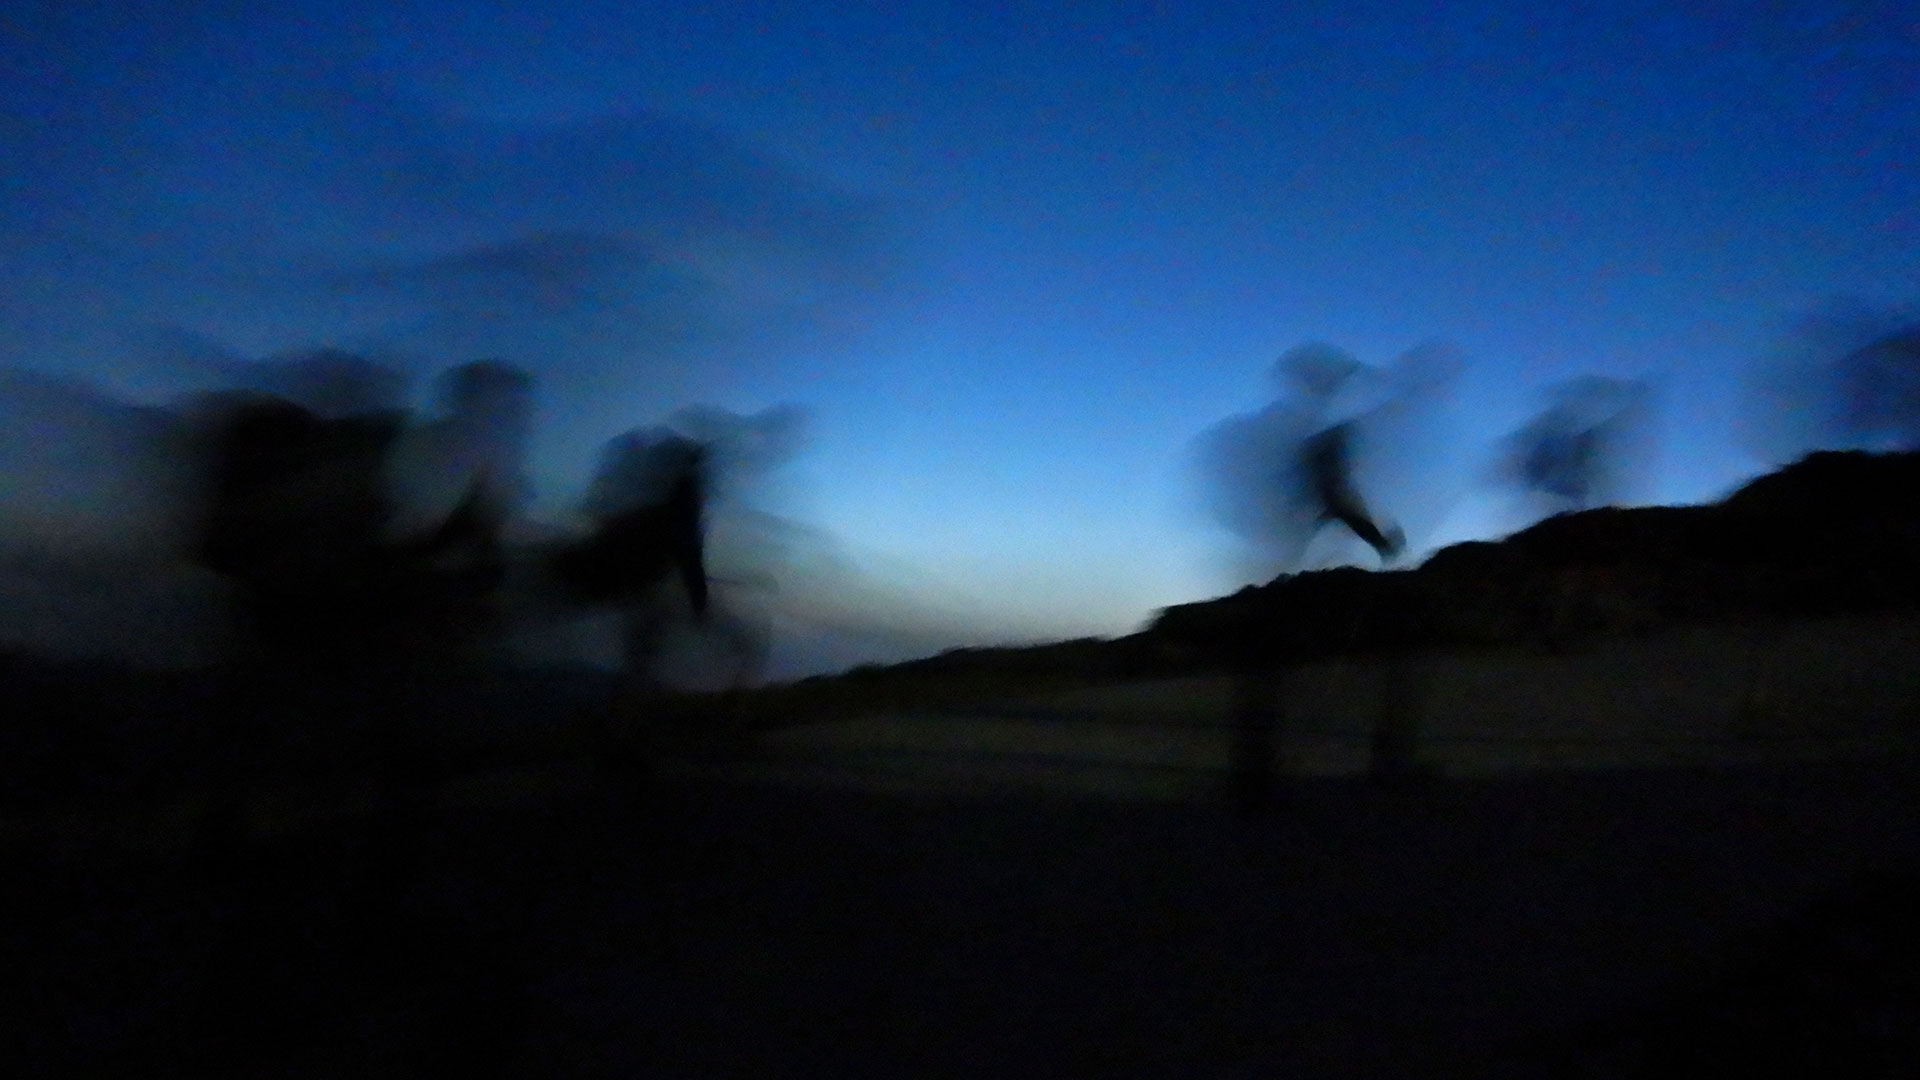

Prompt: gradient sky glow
[3,1,1917,671]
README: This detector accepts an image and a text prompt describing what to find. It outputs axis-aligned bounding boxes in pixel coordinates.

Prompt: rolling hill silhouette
[821,449,1920,690]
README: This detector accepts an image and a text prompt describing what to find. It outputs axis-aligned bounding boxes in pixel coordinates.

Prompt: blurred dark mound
[752,450,1920,693]
[1141,450,1920,672]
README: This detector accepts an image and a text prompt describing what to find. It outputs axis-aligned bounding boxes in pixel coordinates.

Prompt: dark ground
[7,757,1920,1078]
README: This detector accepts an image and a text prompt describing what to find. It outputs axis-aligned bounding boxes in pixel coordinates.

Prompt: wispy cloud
[2,18,910,489]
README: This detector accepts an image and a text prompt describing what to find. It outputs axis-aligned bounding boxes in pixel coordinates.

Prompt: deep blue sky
[3,1,1916,669]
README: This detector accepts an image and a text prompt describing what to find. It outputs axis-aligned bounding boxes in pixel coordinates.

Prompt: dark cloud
[0,368,192,552]
[0,366,219,665]
[1,14,908,502]
[337,232,647,309]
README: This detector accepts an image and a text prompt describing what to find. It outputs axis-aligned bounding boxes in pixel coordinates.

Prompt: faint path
[690,614,1920,801]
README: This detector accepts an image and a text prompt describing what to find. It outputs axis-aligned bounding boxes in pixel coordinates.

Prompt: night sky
[3,1,1916,674]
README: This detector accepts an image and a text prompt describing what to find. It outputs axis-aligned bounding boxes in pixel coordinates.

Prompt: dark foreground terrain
[7,753,1920,1078]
